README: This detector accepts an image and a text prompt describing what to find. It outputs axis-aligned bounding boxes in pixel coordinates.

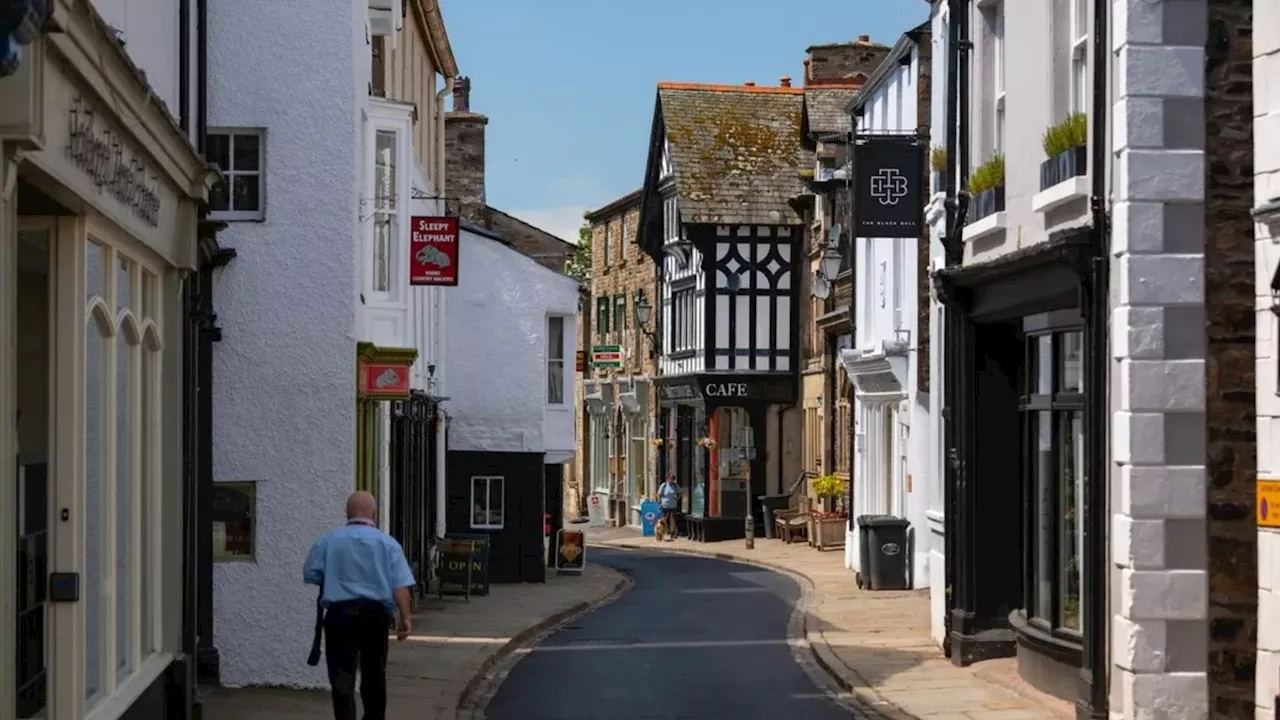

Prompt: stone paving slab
[589,527,1072,720]
[200,563,626,720]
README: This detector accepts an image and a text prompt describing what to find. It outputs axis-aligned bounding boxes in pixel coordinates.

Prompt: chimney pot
[780,76,791,87]
[858,34,870,42]
[802,59,811,84]
[744,81,755,87]
[452,75,471,112]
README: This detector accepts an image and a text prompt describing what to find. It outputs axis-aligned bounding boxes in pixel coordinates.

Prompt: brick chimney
[452,76,471,113]
[445,75,487,226]
[780,76,792,88]
[804,39,890,86]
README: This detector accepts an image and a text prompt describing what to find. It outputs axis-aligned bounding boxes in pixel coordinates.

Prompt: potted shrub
[967,154,1006,223]
[1039,112,1088,191]
[809,474,848,551]
[930,146,947,194]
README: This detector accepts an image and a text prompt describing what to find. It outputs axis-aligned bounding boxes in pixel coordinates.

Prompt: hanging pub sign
[355,342,415,401]
[409,216,459,286]
[853,136,925,238]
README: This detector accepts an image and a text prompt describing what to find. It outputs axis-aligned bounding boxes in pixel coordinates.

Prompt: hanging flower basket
[696,437,717,449]
[649,438,665,447]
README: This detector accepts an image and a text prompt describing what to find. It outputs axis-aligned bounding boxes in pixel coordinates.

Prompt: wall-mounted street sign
[591,344,622,368]
[409,216,460,286]
[1258,479,1280,528]
[854,136,925,238]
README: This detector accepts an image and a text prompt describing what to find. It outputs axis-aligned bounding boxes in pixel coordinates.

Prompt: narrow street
[486,548,859,720]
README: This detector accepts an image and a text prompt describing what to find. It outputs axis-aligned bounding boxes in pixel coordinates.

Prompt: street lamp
[633,289,660,359]
[820,245,843,281]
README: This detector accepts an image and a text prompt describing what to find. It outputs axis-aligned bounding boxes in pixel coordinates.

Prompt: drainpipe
[195,0,209,153]
[178,0,189,133]
[435,75,454,202]
[1080,0,1109,713]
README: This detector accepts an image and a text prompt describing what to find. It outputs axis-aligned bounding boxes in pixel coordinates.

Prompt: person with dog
[303,490,415,720]
[658,474,681,541]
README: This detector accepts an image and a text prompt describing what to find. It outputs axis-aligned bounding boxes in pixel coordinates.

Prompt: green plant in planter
[930,146,947,173]
[1041,112,1087,158]
[966,154,1005,196]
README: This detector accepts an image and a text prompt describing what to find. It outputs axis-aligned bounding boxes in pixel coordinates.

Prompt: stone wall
[444,109,487,226]
[1204,1,1257,716]
[1109,0,1211,716]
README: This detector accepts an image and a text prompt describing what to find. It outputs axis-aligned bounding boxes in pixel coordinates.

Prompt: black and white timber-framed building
[636,81,806,541]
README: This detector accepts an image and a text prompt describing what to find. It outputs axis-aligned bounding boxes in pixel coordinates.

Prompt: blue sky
[437,0,930,242]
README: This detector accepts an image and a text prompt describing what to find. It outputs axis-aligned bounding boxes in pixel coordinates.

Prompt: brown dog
[654,517,667,542]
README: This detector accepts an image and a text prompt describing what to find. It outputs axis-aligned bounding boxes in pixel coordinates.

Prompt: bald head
[346,491,377,521]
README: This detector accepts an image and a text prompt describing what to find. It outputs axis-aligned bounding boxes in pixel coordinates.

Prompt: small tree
[565,220,592,285]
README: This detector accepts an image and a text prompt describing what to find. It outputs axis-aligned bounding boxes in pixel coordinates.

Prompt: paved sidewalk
[200,564,626,720]
[590,527,1072,720]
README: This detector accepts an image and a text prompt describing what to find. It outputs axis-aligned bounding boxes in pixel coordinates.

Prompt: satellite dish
[828,223,843,246]
[812,274,831,300]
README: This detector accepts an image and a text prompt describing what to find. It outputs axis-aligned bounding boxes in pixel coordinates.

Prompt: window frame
[595,296,611,337]
[603,222,613,266]
[614,294,627,334]
[546,315,566,405]
[1018,314,1086,641]
[469,476,505,530]
[670,287,695,352]
[370,129,399,296]
[1069,0,1089,115]
[206,128,266,222]
[992,5,1006,155]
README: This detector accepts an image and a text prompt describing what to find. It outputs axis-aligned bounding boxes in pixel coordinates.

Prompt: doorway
[15,227,51,718]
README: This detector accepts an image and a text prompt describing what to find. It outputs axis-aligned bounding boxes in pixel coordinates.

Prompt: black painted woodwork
[445,451,547,584]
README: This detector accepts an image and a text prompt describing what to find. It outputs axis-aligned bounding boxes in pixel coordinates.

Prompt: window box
[970,185,1005,223]
[1038,146,1087,192]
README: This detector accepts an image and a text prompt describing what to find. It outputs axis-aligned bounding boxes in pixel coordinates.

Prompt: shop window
[115,257,137,683]
[547,315,565,404]
[470,476,505,529]
[84,240,108,707]
[213,482,258,561]
[207,129,266,221]
[1022,324,1085,635]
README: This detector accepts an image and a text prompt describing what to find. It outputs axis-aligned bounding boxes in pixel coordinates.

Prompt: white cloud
[506,206,589,245]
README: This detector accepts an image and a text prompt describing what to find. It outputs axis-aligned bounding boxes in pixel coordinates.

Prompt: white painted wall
[845,41,933,591]
[446,228,579,456]
[925,0,950,648]
[206,0,364,689]
[1257,1,1280,712]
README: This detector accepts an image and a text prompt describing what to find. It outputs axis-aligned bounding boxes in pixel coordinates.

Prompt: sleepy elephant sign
[410,216,459,286]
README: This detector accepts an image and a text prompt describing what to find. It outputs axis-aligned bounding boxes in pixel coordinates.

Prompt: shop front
[354,342,416,521]
[582,379,613,517]
[656,373,795,542]
[0,5,218,719]
[616,376,651,525]
[933,229,1107,709]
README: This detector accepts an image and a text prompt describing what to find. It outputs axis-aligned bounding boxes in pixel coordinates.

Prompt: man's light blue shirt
[303,519,415,616]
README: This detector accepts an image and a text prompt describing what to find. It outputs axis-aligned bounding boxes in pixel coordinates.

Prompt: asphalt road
[485,547,857,720]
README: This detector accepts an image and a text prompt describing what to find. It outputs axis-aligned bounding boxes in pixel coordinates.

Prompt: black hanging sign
[854,137,924,238]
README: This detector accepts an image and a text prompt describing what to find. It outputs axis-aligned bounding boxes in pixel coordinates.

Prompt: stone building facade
[444,77,574,273]
[578,189,660,526]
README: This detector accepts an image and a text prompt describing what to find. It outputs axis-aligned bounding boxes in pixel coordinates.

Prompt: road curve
[485,547,857,719]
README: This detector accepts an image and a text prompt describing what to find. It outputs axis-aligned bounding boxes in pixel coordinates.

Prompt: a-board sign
[555,529,586,574]
[437,539,474,598]
[444,533,491,596]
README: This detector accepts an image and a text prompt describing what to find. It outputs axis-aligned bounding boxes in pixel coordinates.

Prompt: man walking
[304,491,415,720]
[658,474,681,541]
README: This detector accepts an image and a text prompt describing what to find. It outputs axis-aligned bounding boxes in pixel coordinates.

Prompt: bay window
[372,130,398,293]
[1021,320,1084,636]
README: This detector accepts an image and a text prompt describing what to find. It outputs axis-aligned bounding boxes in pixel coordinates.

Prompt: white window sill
[1031,176,1089,214]
[470,524,503,531]
[925,509,945,534]
[85,652,175,720]
[963,211,1006,243]
[925,192,947,226]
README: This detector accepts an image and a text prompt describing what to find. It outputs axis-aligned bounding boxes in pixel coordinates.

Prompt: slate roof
[657,83,807,226]
[803,87,861,135]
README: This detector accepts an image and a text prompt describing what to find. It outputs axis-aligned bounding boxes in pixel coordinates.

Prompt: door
[15,224,53,718]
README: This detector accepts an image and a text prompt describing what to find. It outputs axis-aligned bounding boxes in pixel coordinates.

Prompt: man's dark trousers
[323,599,391,720]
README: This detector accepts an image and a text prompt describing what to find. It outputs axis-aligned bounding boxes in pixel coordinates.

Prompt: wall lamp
[633,288,661,359]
